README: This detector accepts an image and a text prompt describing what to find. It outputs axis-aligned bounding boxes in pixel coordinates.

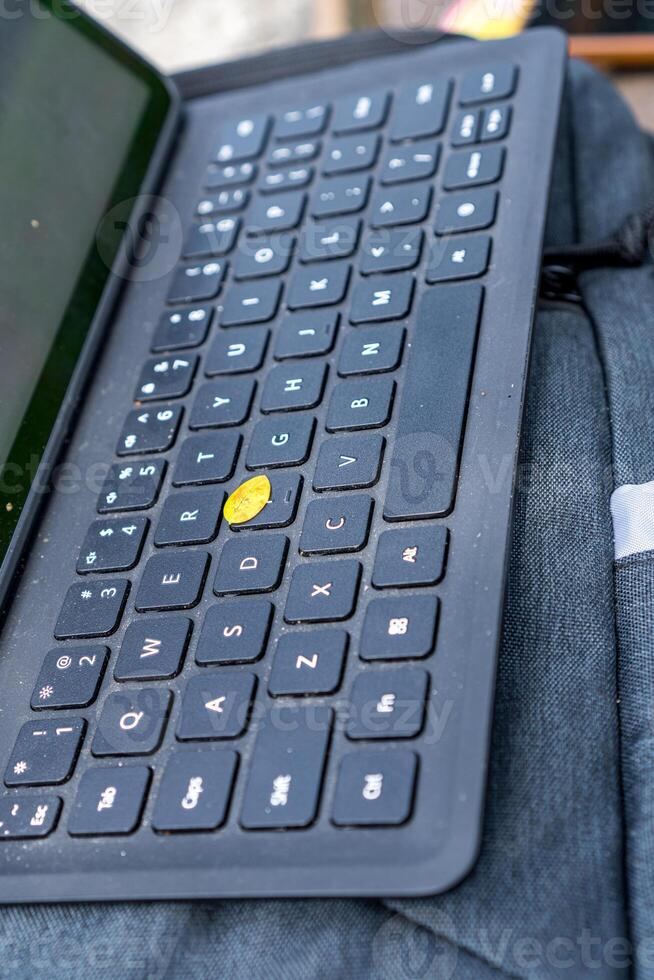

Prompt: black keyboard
[0,30,566,901]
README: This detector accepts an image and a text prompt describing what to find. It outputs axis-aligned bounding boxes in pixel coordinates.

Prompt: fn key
[240,707,332,828]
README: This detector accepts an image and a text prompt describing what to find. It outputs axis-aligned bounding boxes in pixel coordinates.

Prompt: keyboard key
[380,140,440,184]
[346,668,429,739]
[68,766,151,836]
[135,551,209,611]
[135,355,197,403]
[152,750,238,832]
[233,235,294,279]
[373,526,448,588]
[273,311,339,360]
[287,261,350,310]
[299,218,361,262]
[114,617,192,681]
[425,234,491,283]
[349,273,414,324]
[459,63,517,105]
[451,109,481,147]
[220,280,282,326]
[370,183,432,228]
[268,629,348,696]
[117,405,182,456]
[323,133,379,175]
[313,434,385,491]
[326,378,395,432]
[332,91,389,133]
[299,495,373,555]
[240,706,332,828]
[246,192,306,234]
[213,534,288,595]
[284,559,361,623]
[214,113,270,163]
[260,362,327,413]
[338,326,404,377]
[204,160,256,189]
[184,218,239,259]
[189,379,256,429]
[77,517,148,574]
[231,472,302,530]
[151,306,213,352]
[274,103,329,139]
[360,228,422,276]
[173,433,241,486]
[195,599,273,665]
[55,580,129,640]
[167,261,225,304]
[0,796,61,839]
[98,459,166,513]
[312,175,370,218]
[268,141,319,167]
[177,671,256,740]
[384,284,482,519]
[196,189,249,217]
[443,146,504,190]
[434,188,498,235]
[205,327,269,376]
[360,595,439,660]
[389,79,451,141]
[260,166,313,193]
[154,489,224,546]
[481,104,511,142]
[31,645,109,710]
[5,718,85,787]
[246,415,315,469]
[331,750,417,826]
[92,689,172,756]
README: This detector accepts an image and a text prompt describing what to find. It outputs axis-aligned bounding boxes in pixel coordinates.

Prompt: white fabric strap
[611,481,654,559]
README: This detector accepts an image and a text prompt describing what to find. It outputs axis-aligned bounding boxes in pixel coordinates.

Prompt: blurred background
[80,0,654,129]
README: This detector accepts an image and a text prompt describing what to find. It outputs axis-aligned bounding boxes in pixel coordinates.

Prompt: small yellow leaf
[223,475,271,525]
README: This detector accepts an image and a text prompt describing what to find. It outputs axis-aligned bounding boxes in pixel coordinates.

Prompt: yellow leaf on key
[223,475,271,525]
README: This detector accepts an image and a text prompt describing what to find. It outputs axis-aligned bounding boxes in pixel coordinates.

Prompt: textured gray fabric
[2,55,652,980]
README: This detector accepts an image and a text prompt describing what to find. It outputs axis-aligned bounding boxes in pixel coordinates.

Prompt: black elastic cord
[543,201,654,273]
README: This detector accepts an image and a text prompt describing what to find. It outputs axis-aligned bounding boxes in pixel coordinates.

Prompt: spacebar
[384,283,483,520]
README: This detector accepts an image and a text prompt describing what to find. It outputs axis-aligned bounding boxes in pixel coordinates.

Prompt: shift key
[384,284,482,520]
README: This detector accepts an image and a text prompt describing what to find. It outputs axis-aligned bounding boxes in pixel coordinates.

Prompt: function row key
[204,161,257,190]
[77,517,148,575]
[117,405,183,457]
[184,218,240,260]
[151,306,214,352]
[274,103,329,141]
[213,114,271,164]
[167,261,225,305]
[458,63,517,106]
[196,188,249,218]
[98,459,167,513]
[389,79,451,142]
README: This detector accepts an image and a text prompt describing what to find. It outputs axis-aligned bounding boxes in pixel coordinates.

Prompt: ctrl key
[332,750,417,826]
[68,766,151,836]
[0,796,61,839]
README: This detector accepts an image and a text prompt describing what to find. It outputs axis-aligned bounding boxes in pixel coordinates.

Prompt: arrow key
[177,670,257,740]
